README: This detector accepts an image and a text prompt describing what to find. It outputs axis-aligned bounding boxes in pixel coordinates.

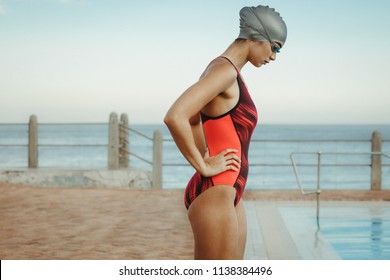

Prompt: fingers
[221,148,239,156]
[202,148,241,177]
[226,159,240,171]
[220,149,241,170]
[226,153,241,163]
[221,149,241,161]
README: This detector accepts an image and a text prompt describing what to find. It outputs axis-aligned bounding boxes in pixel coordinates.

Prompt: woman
[164,5,287,259]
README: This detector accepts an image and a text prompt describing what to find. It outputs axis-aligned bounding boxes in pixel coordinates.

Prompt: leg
[187,186,239,260]
[235,200,247,259]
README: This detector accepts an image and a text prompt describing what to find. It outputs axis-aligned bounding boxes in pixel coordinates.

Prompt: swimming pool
[320,216,390,259]
[279,202,390,260]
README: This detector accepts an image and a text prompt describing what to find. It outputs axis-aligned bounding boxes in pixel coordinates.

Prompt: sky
[0,0,389,124]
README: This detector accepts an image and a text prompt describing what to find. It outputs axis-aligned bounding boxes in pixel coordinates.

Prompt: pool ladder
[290,151,390,229]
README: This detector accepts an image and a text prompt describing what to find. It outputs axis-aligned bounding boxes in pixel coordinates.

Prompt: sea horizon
[1,123,389,190]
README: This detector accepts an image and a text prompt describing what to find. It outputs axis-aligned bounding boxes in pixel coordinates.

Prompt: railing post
[108,112,119,170]
[152,130,163,189]
[28,115,38,168]
[371,130,382,190]
[119,113,129,168]
[316,151,322,228]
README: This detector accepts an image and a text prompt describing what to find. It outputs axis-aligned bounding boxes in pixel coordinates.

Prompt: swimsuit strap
[219,56,239,73]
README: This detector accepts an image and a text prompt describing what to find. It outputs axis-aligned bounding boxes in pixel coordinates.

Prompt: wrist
[197,162,209,177]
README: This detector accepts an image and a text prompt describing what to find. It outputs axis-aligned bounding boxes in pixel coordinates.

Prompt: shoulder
[200,57,238,83]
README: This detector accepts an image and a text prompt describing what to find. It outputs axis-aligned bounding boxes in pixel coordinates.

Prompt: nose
[270,52,277,61]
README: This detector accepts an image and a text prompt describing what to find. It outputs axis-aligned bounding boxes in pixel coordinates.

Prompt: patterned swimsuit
[184,57,258,209]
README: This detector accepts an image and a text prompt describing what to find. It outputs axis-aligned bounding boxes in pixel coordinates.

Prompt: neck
[221,40,250,71]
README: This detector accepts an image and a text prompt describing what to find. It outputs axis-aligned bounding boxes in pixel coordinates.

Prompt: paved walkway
[1,183,389,260]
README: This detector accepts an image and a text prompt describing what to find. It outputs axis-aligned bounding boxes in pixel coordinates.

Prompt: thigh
[235,200,247,259]
[187,186,238,259]
[188,185,236,216]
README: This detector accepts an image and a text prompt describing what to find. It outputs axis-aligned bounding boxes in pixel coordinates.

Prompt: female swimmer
[164,5,287,259]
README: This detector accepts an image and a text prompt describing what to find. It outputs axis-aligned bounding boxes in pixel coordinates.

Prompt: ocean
[1,124,389,190]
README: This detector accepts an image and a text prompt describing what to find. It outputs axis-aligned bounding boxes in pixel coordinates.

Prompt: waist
[203,114,241,156]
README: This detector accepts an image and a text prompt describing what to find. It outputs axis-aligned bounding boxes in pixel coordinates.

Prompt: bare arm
[164,61,241,177]
[189,114,206,156]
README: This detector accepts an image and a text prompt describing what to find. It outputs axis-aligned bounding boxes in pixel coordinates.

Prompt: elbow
[163,111,179,128]
[164,110,191,131]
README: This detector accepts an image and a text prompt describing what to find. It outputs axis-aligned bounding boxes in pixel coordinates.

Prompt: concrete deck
[1,183,389,260]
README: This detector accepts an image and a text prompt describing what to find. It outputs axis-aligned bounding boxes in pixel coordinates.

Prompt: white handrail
[290,151,390,229]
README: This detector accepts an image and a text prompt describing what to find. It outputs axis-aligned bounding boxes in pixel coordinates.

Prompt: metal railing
[1,115,389,191]
[290,151,390,229]
[109,113,163,188]
[120,125,154,165]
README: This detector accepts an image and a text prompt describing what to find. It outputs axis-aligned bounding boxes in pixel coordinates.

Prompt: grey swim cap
[238,5,287,44]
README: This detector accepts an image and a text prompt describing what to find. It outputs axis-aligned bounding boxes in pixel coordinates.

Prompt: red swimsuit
[184,57,258,209]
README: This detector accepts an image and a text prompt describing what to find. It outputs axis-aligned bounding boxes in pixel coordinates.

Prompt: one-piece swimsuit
[184,56,258,209]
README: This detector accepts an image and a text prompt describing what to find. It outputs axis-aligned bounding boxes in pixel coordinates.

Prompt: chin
[251,61,263,68]
[255,63,264,68]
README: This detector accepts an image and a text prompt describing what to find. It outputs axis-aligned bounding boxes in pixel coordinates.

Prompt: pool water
[279,203,390,260]
[320,217,390,260]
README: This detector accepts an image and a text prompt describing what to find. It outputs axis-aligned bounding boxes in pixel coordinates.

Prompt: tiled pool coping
[244,201,390,260]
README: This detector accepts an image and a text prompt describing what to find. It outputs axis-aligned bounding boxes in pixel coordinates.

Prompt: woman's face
[249,40,283,67]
